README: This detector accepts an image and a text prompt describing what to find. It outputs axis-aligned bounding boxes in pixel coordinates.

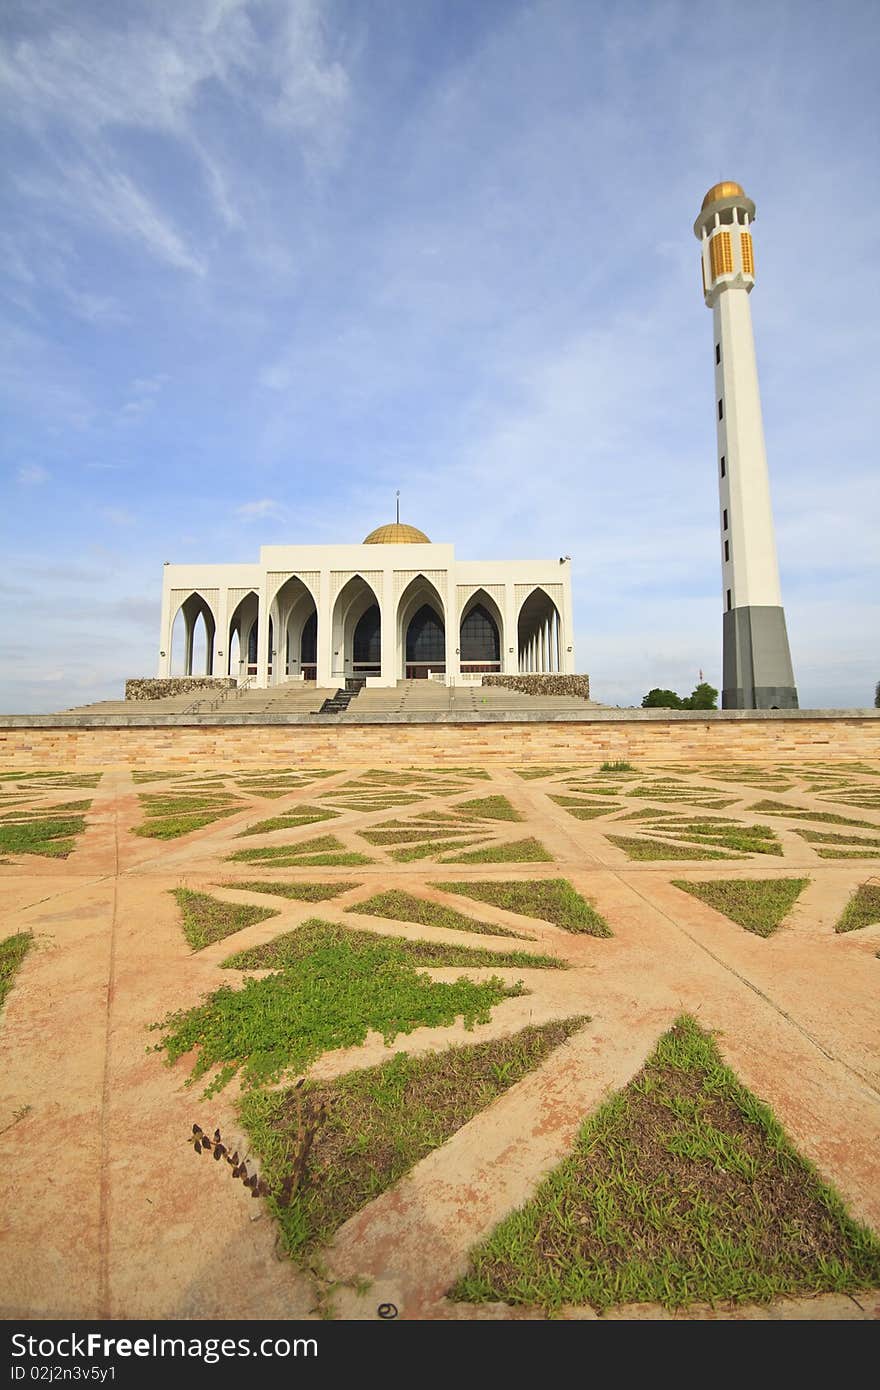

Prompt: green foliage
[641,683,719,710]
[454,795,523,822]
[171,888,279,951]
[153,922,523,1094]
[227,835,373,867]
[641,688,684,709]
[450,1016,880,1311]
[0,932,33,1012]
[236,807,339,836]
[433,879,611,936]
[240,1018,588,1261]
[671,878,809,937]
[439,837,553,864]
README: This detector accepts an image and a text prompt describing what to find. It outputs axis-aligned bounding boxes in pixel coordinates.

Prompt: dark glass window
[726,589,732,611]
[460,603,499,662]
[300,610,317,664]
[724,539,729,562]
[720,455,726,477]
[718,398,724,420]
[406,604,445,662]
[715,343,721,364]
[353,605,381,663]
[723,507,728,530]
[247,621,258,665]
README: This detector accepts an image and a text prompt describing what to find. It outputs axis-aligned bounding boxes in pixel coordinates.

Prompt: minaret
[694,182,798,709]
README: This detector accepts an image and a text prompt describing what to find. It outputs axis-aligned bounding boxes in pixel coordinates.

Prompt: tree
[642,688,684,709]
[684,682,719,710]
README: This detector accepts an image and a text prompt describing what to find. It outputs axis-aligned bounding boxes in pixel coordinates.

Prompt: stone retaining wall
[1,712,877,769]
[482,674,591,700]
[124,677,237,701]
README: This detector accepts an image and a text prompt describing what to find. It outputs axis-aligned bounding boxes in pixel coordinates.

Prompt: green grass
[390,838,487,862]
[358,827,475,845]
[239,1018,587,1261]
[235,807,339,836]
[0,814,88,859]
[835,883,880,933]
[450,1016,880,1312]
[227,835,374,867]
[454,795,523,822]
[171,888,279,950]
[217,881,360,901]
[600,760,636,773]
[515,766,577,779]
[794,829,880,849]
[133,791,242,840]
[671,878,809,938]
[815,848,880,859]
[346,889,529,939]
[607,835,741,862]
[433,879,611,936]
[133,810,240,839]
[152,923,524,1095]
[0,932,33,1013]
[640,822,783,856]
[221,919,565,971]
[748,801,876,829]
[439,837,553,864]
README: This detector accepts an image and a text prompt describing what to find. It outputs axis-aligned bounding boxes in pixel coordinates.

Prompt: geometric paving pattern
[0,758,878,1319]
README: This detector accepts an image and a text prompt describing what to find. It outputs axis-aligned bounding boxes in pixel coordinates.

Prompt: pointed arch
[516,586,562,674]
[272,575,318,684]
[228,590,258,678]
[331,573,382,681]
[170,591,217,676]
[459,587,503,673]
[397,574,446,679]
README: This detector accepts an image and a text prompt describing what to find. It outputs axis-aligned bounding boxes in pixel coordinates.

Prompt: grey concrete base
[722,605,798,710]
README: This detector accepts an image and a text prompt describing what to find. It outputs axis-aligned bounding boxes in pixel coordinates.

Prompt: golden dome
[363,522,431,545]
[701,181,746,210]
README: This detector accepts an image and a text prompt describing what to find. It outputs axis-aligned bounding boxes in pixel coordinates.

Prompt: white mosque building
[157,518,575,690]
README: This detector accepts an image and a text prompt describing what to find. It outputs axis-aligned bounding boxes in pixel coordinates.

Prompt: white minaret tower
[694,181,798,709]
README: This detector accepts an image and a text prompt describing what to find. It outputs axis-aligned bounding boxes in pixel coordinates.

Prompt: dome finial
[396,489,400,525]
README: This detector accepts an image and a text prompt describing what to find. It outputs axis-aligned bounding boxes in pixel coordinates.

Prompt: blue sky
[1,0,877,713]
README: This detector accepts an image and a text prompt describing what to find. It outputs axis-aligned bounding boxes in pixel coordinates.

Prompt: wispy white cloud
[235,498,284,520]
[16,463,49,485]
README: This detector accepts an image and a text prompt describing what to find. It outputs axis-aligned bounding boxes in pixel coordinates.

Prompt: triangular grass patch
[346,889,530,939]
[749,801,876,829]
[432,879,611,936]
[235,807,339,837]
[439,837,552,864]
[151,925,524,1094]
[450,1015,880,1312]
[239,1017,588,1262]
[0,814,88,859]
[390,838,488,862]
[0,932,33,1013]
[671,878,809,938]
[171,888,279,951]
[607,834,740,862]
[216,881,360,902]
[227,835,374,867]
[835,883,880,933]
[220,919,565,971]
[454,795,523,822]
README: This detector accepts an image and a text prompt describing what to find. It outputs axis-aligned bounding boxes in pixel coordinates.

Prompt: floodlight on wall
[567,646,572,652]
[509,647,514,653]
[160,651,166,658]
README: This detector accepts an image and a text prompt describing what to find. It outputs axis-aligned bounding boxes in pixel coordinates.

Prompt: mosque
[156,179,798,709]
[157,513,575,690]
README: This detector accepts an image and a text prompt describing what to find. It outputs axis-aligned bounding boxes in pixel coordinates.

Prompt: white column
[158,578,173,677]
[256,582,269,689]
[317,570,333,689]
[380,569,395,687]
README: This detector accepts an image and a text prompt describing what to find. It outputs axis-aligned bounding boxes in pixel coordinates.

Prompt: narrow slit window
[720,455,726,478]
[715,343,721,365]
[726,589,732,612]
[724,539,730,562]
[718,398,724,421]
[723,508,728,530]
